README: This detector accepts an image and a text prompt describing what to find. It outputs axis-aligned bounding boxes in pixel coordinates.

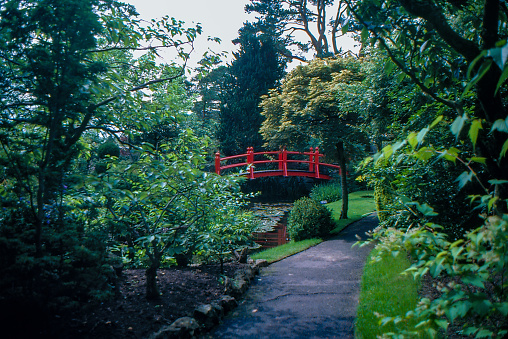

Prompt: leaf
[434,319,449,330]
[407,132,418,149]
[487,43,508,69]
[456,171,474,189]
[469,119,483,147]
[490,117,508,133]
[496,302,508,316]
[429,115,443,129]
[416,203,439,216]
[476,329,494,338]
[462,275,485,288]
[468,157,486,164]
[417,127,429,144]
[462,60,492,99]
[495,64,508,94]
[451,114,468,138]
[500,139,508,159]
[488,179,508,185]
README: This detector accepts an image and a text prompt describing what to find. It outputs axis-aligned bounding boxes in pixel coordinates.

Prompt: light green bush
[288,197,336,241]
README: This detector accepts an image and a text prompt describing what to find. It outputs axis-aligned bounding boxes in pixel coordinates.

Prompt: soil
[44,263,247,339]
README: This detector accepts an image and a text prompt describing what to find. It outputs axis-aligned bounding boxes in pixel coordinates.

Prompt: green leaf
[429,115,443,129]
[495,64,508,94]
[451,114,468,138]
[417,127,429,144]
[416,203,439,216]
[500,139,508,159]
[456,171,474,189]
[468,157,486,164]
[407,132,418,149]
[496,302,508,316]
[487,43,508,69]
[488,179,508,185]
[469,119,483,147]
[462,60,492,99]
[476,329,494,338]
[434,319,449,330]
[462,275,485,288]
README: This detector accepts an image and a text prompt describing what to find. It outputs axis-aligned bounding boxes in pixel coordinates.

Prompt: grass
[326,190,376,234]
[355,248,424,338]
[250,190,375,263]
[250,238,322,263]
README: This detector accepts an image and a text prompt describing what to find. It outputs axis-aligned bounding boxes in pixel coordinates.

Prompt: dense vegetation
[2,0,508,337]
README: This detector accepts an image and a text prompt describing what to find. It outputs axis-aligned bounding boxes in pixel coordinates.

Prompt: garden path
[204,213,378,339]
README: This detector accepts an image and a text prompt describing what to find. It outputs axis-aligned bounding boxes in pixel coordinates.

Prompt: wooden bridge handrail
[215,147,341,179]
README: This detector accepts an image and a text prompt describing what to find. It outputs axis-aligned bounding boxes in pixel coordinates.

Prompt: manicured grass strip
[250,238,322,263]
[355,248,422,338]
[327,190,376,234]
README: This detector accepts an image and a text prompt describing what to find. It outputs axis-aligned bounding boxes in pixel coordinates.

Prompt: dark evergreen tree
[217,23,287,156]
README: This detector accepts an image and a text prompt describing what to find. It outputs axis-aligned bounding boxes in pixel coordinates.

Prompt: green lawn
[355,248,424,338]
[250,190,375,263]
[326,190,376,234]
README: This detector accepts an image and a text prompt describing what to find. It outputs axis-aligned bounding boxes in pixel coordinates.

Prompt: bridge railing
[214,147,341,180]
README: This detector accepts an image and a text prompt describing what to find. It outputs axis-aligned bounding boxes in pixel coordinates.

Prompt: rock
[253,259,269,269]
[150,317,199,339]
[225,276,249,299]
[219,295,238,314]
[193,303,221,330]
[234,267,256,281]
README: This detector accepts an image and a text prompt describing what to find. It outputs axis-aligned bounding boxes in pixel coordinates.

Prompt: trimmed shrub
[288,197,336,241]
[309,181,342,203]
[97,140,120,159]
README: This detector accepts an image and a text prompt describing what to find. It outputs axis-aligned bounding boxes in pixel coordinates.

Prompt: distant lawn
[250,190,375,263]
[355,248,424,338]
[250,238,322,263]
[326,190,376,234]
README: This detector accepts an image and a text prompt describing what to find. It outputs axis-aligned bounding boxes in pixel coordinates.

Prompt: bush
[309,181,342,203]
[288,197,336,241]
[97,140,120,159]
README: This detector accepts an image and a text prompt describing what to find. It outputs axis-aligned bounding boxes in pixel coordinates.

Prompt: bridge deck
[238,169,332,180]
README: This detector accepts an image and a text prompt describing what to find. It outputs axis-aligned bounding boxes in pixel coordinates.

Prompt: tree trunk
[336,141,348,219]
[145,264,160,299]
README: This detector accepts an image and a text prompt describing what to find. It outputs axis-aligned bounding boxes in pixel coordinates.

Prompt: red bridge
[215,147,341,180]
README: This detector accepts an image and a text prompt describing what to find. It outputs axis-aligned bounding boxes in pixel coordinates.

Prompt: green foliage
[373,181,393,223]
[355,248,424,338]
[288,197,336,241]
[97,140,120,159]
[310,181,342,203]
[217,22,287,156]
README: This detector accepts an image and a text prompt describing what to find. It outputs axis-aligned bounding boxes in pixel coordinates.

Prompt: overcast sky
[123,1,359,69]
[124,0,254,67]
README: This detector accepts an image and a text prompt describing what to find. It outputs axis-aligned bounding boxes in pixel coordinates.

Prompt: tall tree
[246,0,356,59]
[260,57,369,218]
[217,22,287,156]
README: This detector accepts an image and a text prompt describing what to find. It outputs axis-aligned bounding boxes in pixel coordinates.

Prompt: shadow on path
[204,213,379,339]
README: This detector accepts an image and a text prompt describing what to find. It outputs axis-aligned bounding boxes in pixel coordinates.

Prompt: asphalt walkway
[206,213,378,339]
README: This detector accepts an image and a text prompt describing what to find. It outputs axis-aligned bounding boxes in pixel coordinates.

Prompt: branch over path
[207,213,378,338]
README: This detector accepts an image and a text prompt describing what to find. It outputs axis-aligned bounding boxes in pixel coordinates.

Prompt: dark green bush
[309,181,342,203]
[97,140,120,159]
[288,197,336,241]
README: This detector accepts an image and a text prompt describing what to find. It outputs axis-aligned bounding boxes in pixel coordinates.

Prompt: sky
[124,0,359,70]
[124,0,255,68]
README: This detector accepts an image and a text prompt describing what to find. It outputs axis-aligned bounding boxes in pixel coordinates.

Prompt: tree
[217,22,287,156]
[246,0,356,59]
[0,0,202,317]
[260,57,369,218]
[347,0,508,199]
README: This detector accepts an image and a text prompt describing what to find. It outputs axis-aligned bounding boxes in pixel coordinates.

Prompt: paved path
[206,213,378,339]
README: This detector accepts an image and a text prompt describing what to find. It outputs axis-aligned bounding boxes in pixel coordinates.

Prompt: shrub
[309,181,342,203]
[288,197,336,241]
[97,140,120,159]
[373,181,393,223]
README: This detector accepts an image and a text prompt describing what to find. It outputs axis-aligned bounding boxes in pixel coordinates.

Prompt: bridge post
[247,147,254,179]
[309,147,314,172]
[314,147,320,179]
[215,151,221,175]
[278,150,283,170]
[282,148,288,176]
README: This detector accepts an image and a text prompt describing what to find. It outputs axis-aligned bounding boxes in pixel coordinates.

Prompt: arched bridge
[215,147,341,180]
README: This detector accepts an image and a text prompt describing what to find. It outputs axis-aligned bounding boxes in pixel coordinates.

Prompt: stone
[193,304,221,330]
[253,259,269,268]
[150,317,199,339]
[219,295,238,314]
